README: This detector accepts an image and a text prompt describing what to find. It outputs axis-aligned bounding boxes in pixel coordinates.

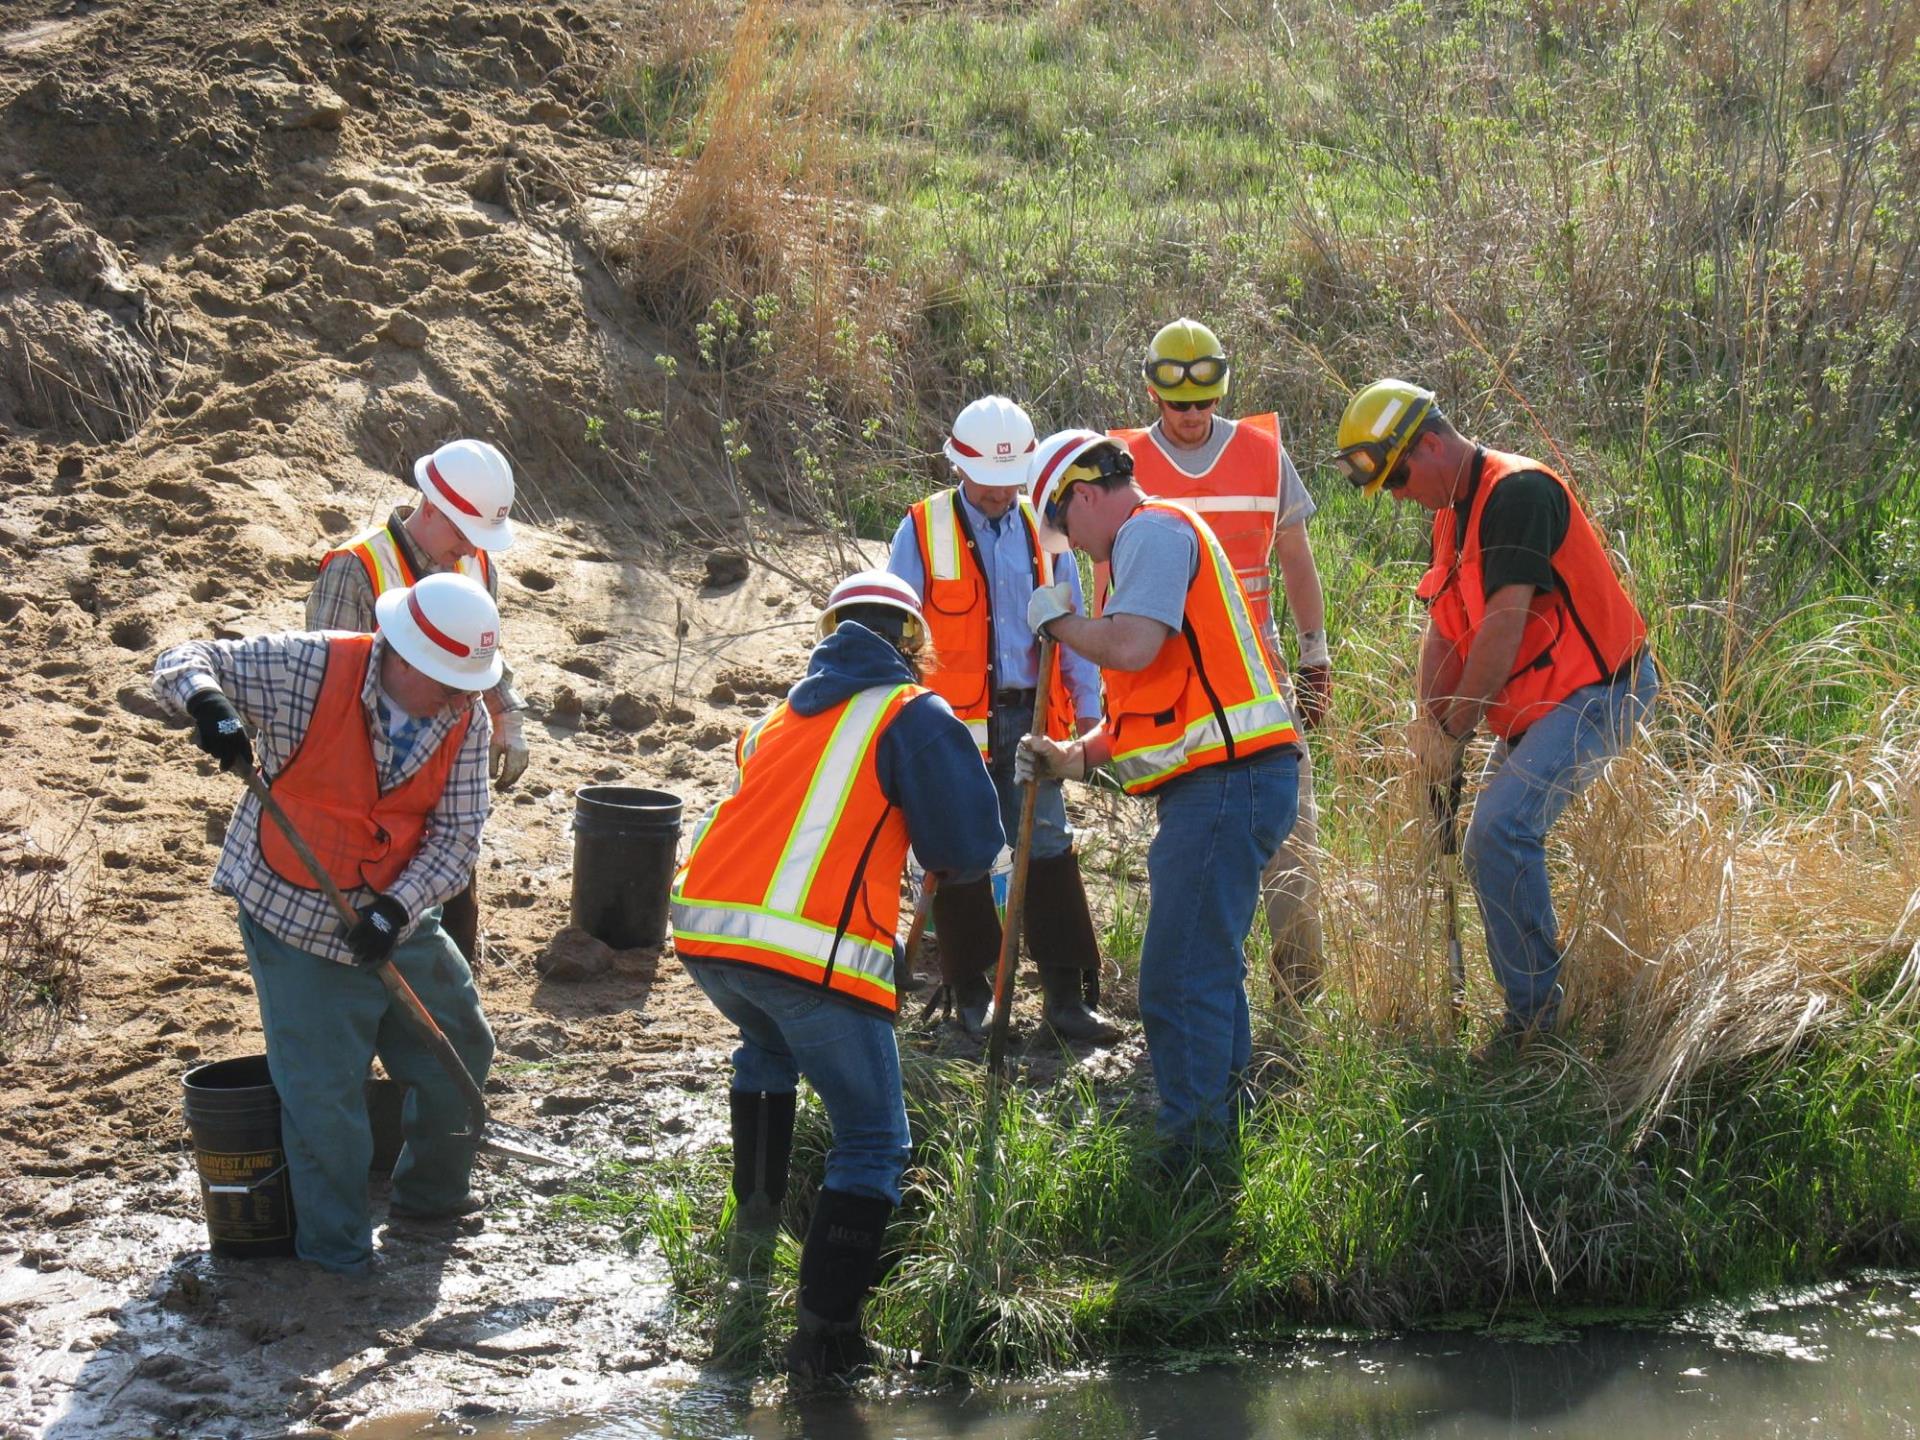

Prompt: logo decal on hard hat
[479,630,496,652]
[996,442,1013,456]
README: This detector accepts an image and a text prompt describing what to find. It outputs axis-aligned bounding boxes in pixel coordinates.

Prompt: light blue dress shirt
[886,488,1104,720]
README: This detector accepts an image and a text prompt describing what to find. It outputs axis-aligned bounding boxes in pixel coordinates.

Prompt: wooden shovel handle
[985,636,1055,1075]
[241,767,489,1133]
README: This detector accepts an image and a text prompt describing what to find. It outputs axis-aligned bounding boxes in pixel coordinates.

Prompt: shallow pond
[378,1275,1920,1439]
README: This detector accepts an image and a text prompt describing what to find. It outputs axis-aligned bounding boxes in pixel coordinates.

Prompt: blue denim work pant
[987,702,1072,861]
[237,907,495,1273]
[1137,749,1299,1147]
[1461,654,1658,1030]
[685,960,911,1205]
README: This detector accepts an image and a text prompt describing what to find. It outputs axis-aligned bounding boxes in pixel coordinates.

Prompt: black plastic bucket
[570,785,683,950]
[181,1055,296,1259]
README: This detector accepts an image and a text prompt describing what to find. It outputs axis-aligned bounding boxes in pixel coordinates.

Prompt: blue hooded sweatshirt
[786,622,1004,883]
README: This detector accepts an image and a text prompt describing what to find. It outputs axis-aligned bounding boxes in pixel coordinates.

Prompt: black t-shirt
[1449,463,1569,597]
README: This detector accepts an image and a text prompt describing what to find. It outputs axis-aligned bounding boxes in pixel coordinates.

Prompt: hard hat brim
[374,588,506,691]
[947,448,1031,488]
[414,454,517,552]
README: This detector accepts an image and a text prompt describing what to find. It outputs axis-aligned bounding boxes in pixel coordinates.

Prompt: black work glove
[344,895,409,968]
[1294,663,1331,730]
[186,689,255,773]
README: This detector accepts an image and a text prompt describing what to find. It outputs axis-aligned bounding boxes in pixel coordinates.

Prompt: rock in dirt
[703,549,750,588]
[607,692,656,732]
[379,309,430,349]
[534,925,658,981]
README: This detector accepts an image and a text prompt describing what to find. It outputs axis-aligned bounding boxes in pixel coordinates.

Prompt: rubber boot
[785,1188,893,1383]
[1025,852,1123,1045]
[931,877,1002,1041]
[726,1090,795,1274]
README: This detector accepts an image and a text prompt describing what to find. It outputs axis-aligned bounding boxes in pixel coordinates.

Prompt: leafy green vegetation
[583,0,1920,1375]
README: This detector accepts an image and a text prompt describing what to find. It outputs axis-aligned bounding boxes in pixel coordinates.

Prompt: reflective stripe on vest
[257,634,471,894]
[1104,501,1298,795]
[672,683,918,1014]
[1417,449,1648,739]
[321,522,493,600]
[908,490,1075,756]
[1111,414,1286,630]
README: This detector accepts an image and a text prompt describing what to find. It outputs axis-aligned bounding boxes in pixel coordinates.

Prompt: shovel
[1428,755,1468,1022]
[241,768,569,1170]
[984,636,1055,1078]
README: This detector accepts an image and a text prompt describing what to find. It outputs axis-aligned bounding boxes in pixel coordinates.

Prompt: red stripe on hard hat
[408,590,473,657]
[423,459,484,518]
[1032,441,1090,499]
[948,436,985,458]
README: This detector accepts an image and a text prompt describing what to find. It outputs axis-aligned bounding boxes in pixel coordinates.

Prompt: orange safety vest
[907,489,1075,757]
[1417,449,1648,740]
[258,634,473,894]
[1110,413,1289,633]
[319,518,493,600]
[1103,501,1299,795]
[671,683,923,1016]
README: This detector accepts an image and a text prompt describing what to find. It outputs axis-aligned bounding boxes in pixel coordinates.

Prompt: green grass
[561,1018,1920,1374]
[584,0,1920,1376]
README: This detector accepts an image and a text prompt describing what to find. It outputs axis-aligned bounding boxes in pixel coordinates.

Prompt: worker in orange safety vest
[1110,318,1329,1012]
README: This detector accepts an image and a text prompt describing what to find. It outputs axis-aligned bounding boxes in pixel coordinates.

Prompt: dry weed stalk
[0,812,98,1051]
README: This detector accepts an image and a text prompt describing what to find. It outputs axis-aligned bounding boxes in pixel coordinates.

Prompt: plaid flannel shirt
[305,505,525,713]
[152,630,493,965]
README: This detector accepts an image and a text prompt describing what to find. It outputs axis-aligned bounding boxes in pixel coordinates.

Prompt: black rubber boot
[931,877,1002,1040]
[727,1090,795,1272]
[785,1188,894,1383]
[1025,852,1123,1044]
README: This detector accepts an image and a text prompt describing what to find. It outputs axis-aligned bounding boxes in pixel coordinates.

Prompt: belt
[992,687,1038,711]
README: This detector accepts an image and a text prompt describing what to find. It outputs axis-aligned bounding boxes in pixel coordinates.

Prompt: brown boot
[1025,852,1123,1045]
[931,877,1001,1040]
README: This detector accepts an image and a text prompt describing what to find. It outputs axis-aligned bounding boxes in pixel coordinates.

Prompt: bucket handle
[206,1161,288,1195]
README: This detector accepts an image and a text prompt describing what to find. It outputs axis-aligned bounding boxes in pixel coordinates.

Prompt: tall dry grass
[1297,610,1920,1129]
[601,0,922,557]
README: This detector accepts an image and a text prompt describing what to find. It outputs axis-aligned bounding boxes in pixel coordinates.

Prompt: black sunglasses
[1164,398,1218,413]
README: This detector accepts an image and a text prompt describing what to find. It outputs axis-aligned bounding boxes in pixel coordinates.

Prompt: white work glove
[1015,733,1086,785]
[1026,580,1076,640]
[490,708,530,791]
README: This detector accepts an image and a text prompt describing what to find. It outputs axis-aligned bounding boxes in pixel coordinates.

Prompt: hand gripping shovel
[241,768,569,1169]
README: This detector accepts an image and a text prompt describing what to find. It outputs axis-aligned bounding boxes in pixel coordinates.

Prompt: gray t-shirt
[1142,417,1317,527]
[1103,507,1199,633]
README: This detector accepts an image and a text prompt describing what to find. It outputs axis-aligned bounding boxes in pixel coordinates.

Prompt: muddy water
[372,1276,1920,1439]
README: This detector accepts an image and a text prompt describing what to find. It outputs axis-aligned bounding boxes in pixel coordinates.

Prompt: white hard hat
[818,569,926,649]
[413,438,516,552]
[943,395,1036,489]
[1027,428,1132,554]
[375,571,506,691]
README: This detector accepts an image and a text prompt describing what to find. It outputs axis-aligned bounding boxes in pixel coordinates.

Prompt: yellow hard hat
[1332,379,1438,496]
[1143,317,1230,402]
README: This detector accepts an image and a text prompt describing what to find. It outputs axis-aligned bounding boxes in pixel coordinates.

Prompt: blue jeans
[1462,654,1658,1030]
[684,960,911,1205]
[987,703,1072,860]
[238,907,495,1273]
[1138,750,1299,1148]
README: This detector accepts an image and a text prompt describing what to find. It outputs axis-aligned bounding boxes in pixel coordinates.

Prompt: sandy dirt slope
[0,1,914,1432]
